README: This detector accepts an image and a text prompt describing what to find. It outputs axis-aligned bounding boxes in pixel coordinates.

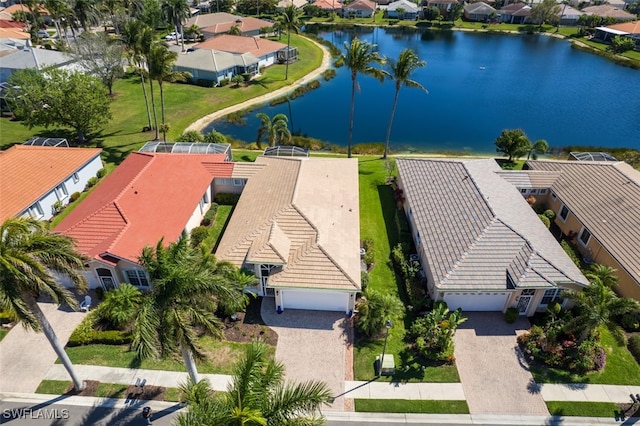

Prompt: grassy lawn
[530,327,640,385]
[546,401,619,417]
[36,380,71,395]
[205,205,234,251]
[354,157,460,383]
[355,399,469,414]
[0,34,323,168]
[61,338,274,375]
[95,382,129,398]
[0,329,8,342]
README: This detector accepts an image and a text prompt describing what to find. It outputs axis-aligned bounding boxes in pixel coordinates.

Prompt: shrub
[178,130,204,142]
[190,226,209,248]
[362,238,375,268]
[68,328,132,347]
[543,209,556,221]
[52,200,64,215]
[360,271,369,292]
[86,176,99,189]
[69,192,81,202]
[620,312,640,332]
[505,307,519,323]
[203,130,227,144]
[410,302,466,362]
[629,335,640,364]
[354,289,403,337]
[96,168,107,178]
[538,214,551,228]
[219,78,230,87]
[561,239,582,267]
[205,203,218,221]
[214,192,241,205]
[194,78,215,88]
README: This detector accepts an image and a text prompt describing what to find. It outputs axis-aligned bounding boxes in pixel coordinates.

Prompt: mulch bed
[64,380,168,401]
[222,297,278,346]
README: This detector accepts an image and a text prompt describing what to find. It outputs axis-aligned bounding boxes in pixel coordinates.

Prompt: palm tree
[147,43,190,141]
[277,5,301,80]
[42,0,74,47]
[101,0,123,34]
[161,0,190,51]
[176,342,332,425]
[338,37,386,158]
[73,0,101,32]
[354,289,403,337]
[383,48,427,160]
[133,237,242,383]
[227,25,241,35]
[94,283,142,329]
[0,218,88,391]
[565,279,640,344]
[121,20,154,133]
[255,113,291,149]
[586,264,618,288]
[526,139,549,160]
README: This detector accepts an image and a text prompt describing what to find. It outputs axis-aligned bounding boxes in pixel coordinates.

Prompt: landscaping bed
[36,380,181,402]
[222,297,278,347]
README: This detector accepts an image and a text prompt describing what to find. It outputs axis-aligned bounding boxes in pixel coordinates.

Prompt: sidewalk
[44,365,640,404]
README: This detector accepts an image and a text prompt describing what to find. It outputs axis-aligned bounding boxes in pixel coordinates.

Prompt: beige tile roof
[0,145,102,222]
[496,170,562,188]
[527,160,640,286]
[216,157,360,291]
[396,158,587,291]
[231,162,267,178]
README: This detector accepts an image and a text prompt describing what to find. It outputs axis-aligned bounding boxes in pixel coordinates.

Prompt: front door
[260,265,276,297]
[96,268,117,290]
[517,289,535,315]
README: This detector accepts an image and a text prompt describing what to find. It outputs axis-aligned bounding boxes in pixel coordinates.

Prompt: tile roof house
[341,0,377,18]
[193,35,286,72]
[312,0,343,11]
[463,2,496,22]
[277,0,309,9]
[0,47,78,83]
[386,0,421,19]
[594,20,640,47]
[186,12,274,38]
[173,48,259,84]
[54,152,236,290]
[396,158,588,316]
[215,156,361,313]
[499,2,531,24]
[526,160,640,301]
[0,145,103,223]
[583,5,636,22]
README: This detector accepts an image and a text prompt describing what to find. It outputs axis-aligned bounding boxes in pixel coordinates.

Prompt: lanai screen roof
[263,146,309,157]
[23,137,69,147]
[140,142,231,161]
[568,152,617,162]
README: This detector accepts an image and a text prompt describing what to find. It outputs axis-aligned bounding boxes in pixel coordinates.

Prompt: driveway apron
[0,302,86,393]
[454,312,549,416]
[261,298,352,411]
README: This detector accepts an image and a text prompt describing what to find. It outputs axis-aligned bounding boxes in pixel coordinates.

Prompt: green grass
[531,327,640,385]
[35,380,71,394]
[164,387,183,402]
[204,204,233,251]
[95,382,129,398]
[0,34,323,168]
[546,401,619,417]
[354,157,460,383]
[62,338,274,375]
[355,399,469,414]
[0,329,8,342]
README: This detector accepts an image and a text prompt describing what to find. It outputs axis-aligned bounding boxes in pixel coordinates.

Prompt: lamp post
[378,319,393,376]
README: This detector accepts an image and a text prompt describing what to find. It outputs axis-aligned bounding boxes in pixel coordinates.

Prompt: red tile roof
[200,16,274,36]
[54,152,233,264]
[0,145,102,222]
[313,0,343,10]
[606,20,640,34]
[194,34,286,56]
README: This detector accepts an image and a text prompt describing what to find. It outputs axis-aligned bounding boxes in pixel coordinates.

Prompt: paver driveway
[454,312,549,416]
[261,298,352,411]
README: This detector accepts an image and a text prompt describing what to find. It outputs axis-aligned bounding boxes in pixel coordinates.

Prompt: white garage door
[282,289,349,312]
[443,292,509,312]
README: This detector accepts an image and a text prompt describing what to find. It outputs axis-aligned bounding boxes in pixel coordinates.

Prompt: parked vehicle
[165,32,181,41]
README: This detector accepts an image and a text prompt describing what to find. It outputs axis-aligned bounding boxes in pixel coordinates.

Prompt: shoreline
[185,39,333,133]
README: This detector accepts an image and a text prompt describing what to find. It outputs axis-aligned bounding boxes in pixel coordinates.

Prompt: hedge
[629,335,640,364]
[68,328,132,347]
[215,193,241,205]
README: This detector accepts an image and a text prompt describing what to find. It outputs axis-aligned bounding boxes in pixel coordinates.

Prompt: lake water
[204,27,640,154]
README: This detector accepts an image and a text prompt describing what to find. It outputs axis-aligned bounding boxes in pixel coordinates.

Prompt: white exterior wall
[184,186,212,233]
[258,53,277,69]
[20,154,103,221]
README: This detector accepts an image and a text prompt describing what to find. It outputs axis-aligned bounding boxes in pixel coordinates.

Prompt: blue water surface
[204,27,640,154]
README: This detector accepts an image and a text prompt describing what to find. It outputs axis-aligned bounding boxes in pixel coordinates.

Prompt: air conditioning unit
[409,254,419,262]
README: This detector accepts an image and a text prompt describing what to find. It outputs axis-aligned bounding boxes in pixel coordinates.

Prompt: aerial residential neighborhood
[0,0,639,425]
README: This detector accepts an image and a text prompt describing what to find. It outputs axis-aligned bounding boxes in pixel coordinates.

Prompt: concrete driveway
[261,298,353,412]
[454,312,549,416]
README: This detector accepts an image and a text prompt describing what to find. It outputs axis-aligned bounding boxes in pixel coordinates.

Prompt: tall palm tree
[277,5,300,80]
[161,0,190,51]
[526,139,549,160]
[42,0,74,47]
[73,0,101,32]
[255,113,291,149]
[134,237,241,383]
[147,43,190,141]
[176,342,332,425]
[338,37,386,158]
[101,0,123,34]
[565,279,640,344]
[0,218,87,391]
[383,48,426,160]
[121,20,154,132]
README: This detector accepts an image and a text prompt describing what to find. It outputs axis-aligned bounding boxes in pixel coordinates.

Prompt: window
[55,184,68,200]
[125,269,149,287]
[233,179,244,186]
[28,202,44,218]
[72,173,79,183]
[521,289,536,296]
[551,192,557,201]
[520,189,527,194]
[530,189,538,194]
[541,288,564,305]
[559,205,569,221]
[579,228,591,246]
[540,189,548,195]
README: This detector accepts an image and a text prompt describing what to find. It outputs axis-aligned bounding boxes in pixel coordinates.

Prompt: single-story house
[526,160,640,301]
[193,35,287,72]
[54,152,240,290]
[312,0,343,12]
[174,48,259,84]
[341,0,377,18]
[277,0,309,9]
[607,0,628,10]
[186,12,274,38]
[0,47,78,83]
[499,3,531,24]
[1,4,52,25]
[396,158,588,316]
[215,157,361,313]
[582,5,636,22]
[424,0,459,17]
[557,5,584,26]
[593,20,640,48]
[463,2,496,22]
[0,144,103,223]
[386,0,421,19]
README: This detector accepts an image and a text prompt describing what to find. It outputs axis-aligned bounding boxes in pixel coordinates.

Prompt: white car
[165,32,181,41]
